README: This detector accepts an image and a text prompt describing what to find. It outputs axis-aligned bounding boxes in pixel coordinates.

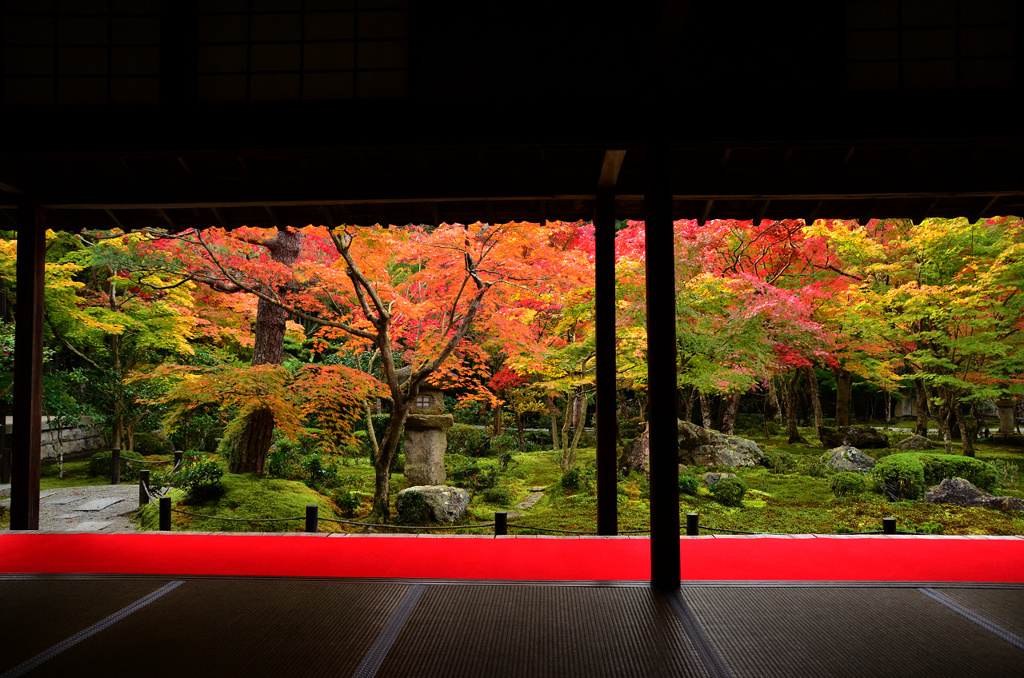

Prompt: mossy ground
[37,455,175,490]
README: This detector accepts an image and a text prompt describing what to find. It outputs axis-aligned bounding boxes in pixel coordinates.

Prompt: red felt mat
[1,534,1022,582]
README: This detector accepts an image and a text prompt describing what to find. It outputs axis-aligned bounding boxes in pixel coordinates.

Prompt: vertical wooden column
[595,187,618,536]
[10,204,45,531]
[645,144,680,589]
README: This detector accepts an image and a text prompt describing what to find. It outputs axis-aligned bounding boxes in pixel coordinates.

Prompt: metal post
[883,517,897,535]
[646,142,681,590]
[686,513,699,536]
[159,496,171,531]
[139,469,150,506]
[10,203,45,530]
[495,511,508,536]
[305,505,318,533]
[110,447,121,485]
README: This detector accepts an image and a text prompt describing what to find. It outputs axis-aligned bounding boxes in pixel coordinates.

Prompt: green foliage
[88,449,145,481]
[872,455,927,500]
[762,450,797,474]
[874,452,1000,500]
[678,475,700,496]
[449,463,498,492]
[301,453,338,489]
[391,453,405,475]
[711,477,748,507]
[174,458,225,501]
[917,520,945,535]
[133,431,174,456]
[991,459,1019,490]
[829,472,866,497]
[447,423,490,457]
[396,490,427,524]
[561,467,581,490]
[266,446,302,479]
[492,432,518,454]
[332,489,363,517]
[480,486,514,507]
[918,454,999,492]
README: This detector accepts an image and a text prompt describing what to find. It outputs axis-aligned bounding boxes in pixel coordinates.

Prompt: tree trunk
[566,418,585,470]
[560,397,572,469]
[884,390,892,423]
[684,387,695,423]
[619,389,629,421]
[953,398,975,457]
[765,378,783,424]
[720,392,742,435]
[231,229,304,474]
[782,372,808,443]
[514,406,525,451]
[229,407,275,474]
[834,368,853,427]
[548,394,559,451]
[492,404,503,436]
[913,378,929,436]
[371,405,408,521]
[936,387,954,455]
[0,400,10,484]
[699,391,713,429]
[803,366,823,439]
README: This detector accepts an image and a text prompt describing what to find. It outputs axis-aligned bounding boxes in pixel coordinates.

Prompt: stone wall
[3,416,107,460]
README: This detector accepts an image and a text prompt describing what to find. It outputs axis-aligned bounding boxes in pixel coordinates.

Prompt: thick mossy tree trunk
[229,229,303,474]
[548,394,559,451]
[803,366,823,439]
[719,392,741,435]
[953,396,975,457]
[833,368,853,427]
[781,371,807,444]
[699,391,713,429]
[371,407,408,520]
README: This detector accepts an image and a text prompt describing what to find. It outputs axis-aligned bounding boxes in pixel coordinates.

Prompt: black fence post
[686,513,699,536]
[495,511,508,536]
[110,447,121,485]
[139,469,150,506]
[882,517,897,535]
[305,505,318,533]
[159,496,171,531]
[173,451,183,469]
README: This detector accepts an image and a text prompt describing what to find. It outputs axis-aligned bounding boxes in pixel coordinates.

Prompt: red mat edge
[2,533,1023,583]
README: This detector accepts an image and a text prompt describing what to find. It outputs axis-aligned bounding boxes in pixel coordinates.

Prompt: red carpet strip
[1,534,1022,582]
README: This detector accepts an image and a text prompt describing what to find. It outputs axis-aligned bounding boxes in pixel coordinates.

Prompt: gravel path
[2,484,143,533]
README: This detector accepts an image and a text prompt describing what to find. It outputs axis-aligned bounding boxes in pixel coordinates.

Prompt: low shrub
[762,450,796,474]
[800,457,832,478]
[155,457,224,502]
[872,452,999,500]
[711,477,748,507]
[333,489,363,517]
[133,431,174,456]
[992,459,1019,490]
[480,486,514,507]
[301,453,338,489]
[561,467,581,490]
[449,463,497,492]
[88,450,145,481]
[829,471,866,497]
[492,432,519,454]
[447,424,490,457]
[396,490,427,524]
[266,446,301,479]
[678,475,700,496]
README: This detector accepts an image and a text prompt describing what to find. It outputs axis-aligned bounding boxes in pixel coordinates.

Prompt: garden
[2,216,1023,535]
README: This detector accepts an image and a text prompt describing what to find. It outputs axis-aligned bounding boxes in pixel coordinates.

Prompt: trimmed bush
[133,431,174,456]
[89,450,145,481]
[762,450,796,474]
[679,475,700,496]
[873,452,999,500]
[333,489,363,517]
[480,486,513,507]
[447,424,491,457]
[829,471,866,497]
[711,477,748,507]
[561,467,581,490]
[396,490,427,524]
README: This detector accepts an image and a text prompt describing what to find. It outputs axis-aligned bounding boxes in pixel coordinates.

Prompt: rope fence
[135,474,927,537]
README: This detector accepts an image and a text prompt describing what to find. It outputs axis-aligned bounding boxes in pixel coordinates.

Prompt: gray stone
[76,497,124,511]
[0,484,9,498]
[44,496,86,505]
[821,426,888,449]
[823,446,877,473]
[618,424,649,474]
[405,413,454,431]
[67,521,114,532]
[896,434,934,450]
[397,485,470,522]
[404,427,448,485]
[680,423,765,468]
[409,387,446,415]
[702,472,737,489]
[516,491,544,510]
[924,478,1024,511]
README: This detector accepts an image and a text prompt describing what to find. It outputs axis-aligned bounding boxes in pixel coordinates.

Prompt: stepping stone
[530,487,546,492]
[45,496,85,505]
[516,491,544,510]
[67,521,113,532]
[76,497,124,511]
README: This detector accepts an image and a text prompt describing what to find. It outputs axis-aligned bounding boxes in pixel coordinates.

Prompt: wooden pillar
[10,204,45,530]
[595,187,618,536]
[645,144,680,589]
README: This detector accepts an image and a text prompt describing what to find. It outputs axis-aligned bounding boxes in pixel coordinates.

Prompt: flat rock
[823,446,877,473]
[821,426,889,449]
[516,491,544,510]
[76,497,124,511]
[925,477,1024,511]
[896,434,934,450]
[44,496,86,505]
[396,485,470,523]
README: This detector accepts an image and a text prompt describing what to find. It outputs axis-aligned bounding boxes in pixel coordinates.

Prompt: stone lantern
[403,387,453,485]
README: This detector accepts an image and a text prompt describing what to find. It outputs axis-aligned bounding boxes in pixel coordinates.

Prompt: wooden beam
[973,195,1000,222]
[646,142,680,590]
[10,203,45,530]
[598,150,627,189]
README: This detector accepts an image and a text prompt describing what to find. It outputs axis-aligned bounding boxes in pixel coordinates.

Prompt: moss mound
[134,473,346,533]
[873,452,999,500]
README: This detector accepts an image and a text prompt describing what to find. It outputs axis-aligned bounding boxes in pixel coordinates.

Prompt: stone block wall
[3,416,107,459]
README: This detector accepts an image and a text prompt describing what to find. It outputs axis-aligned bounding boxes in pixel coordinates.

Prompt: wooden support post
[646,143,680,589]
[10,203,45,531]
[595,185,619,536]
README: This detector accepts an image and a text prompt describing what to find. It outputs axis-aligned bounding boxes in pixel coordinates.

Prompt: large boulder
[823,446,877,473]
[896,434,934,450]
[678,423,765,468]
[820,426,888,449]
[618,423,649,474]
[924,478,1024,511]
[403,413,454,485]
[396,485,471,522]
